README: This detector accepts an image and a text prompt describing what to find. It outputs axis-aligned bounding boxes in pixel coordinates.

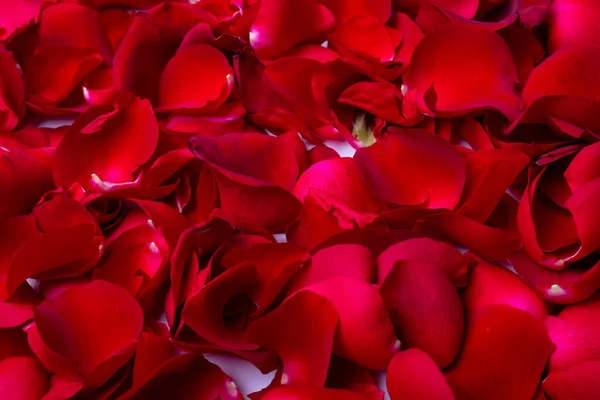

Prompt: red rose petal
[158,44,233,111]
[321,0,391,24]
[33,280,143,382]
[54,95,158,188]
[386,349,454,400]
[250,0,334,59]
[444,305,554,400]
[190,133,298,190]
[0,357,49,400]
[246,291,338,386]
[463,255,550,320]
[0,327,33,361]
[0,284,39,328]
[543,361,600,400]
[377,238,471,285]
[404,25,522,119]
[304,277,398,369]
[545,295,600,373]
[354,128,465,208]
[380,260,464,368]
[548,0,600,52]
[329,16,399,62]
[262,386,383,400]
[0,47,25,132]
[39,4,113,64]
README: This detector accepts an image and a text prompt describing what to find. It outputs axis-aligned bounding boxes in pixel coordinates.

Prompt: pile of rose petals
[2,0,600,398]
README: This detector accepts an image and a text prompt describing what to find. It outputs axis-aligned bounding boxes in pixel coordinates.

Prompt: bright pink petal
[0,357,49,400]
[262,386,383,400]
[543,361,600,400]
[548,0,600,52]
[387,349,454,400]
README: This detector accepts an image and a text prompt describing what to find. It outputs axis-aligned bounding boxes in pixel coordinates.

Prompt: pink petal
[0,357,49,400]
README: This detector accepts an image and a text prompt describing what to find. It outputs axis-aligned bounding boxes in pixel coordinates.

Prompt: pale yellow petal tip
[280,372,289,385]
[226,381,238,397]
[148,242,160,254]
[548,284,567,297]
[393,339,402,351]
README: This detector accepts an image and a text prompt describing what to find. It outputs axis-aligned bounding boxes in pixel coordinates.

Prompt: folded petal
[0,47,25,132]
[380,260,463,368]
[246,291,338,386]
[387,349,454,400]
[321,0,391,24]
[354,129,465,208]
[404,25,522,119]
[250,0,334,59]
[445,305,554,400]
[304,277,398,369]
[0,0,41,41]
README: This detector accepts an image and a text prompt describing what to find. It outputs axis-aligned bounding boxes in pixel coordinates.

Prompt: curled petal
[380,260,463,368]
[354,129,465,208]
[329,16,400,62]
[250,0,334,59]
[387,349,454,400]
[444,305,554,400]
[246,291,338,386]
[0,47,25,132]
[320,0,391,24]
[0,0,41,41]
[404,25,522,119]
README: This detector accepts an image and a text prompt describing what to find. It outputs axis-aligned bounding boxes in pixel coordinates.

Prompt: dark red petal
[24,45,102,108]
[0,327,33,361]
[130,330,171,390]
[0,47,25,132]
[0,284,39,328]
[463,255,549,319]
[190,133,298,190]
[329,16,399,62]
[246,291,338,386]
[394,0,478,19]
[354,129,465,208]
[458,148,529,222]
[262,386,383,400]
[54,96,158,188]
[288,243,375,292]
[546,295,600,373]
[321,0,391,24]
[380,260,463,368]
[181,263,260,351]
[125,355,243,400]
[387,349,454,400]
[214,173,302,233]
[250,0,334,59]
[42,375,83,400]
[548,0,600,52]
[543,361,600,400]
[158,44,233,111]
[404,25,522,119]
[445,305,554,400]
[415,211,522,260]
[0,357,49,400]
[377,238,470,286]
[39,4,113,64]
[33,280,143,381]
[565,178,600,261]
[499,25,545,88]
[305,277,399,369]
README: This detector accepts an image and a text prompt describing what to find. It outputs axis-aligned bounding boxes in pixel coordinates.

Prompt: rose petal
[329,16,399,62]
[463,255,550,319]
[0,47,25,132]
[387,349,454,400]
[304,277,398,369]
[158,44,233,111]
[445,305,554,400]
[548,0,600,52]
[247,291,338,386]
[0,284,39,328]
[262,386,383,400]
[250,0,334,59]
[546,295,600,373]
[0,357,49,400]
[354,128,465,208]
[380,260,464,368]
[544,361,600,400]
[33,280,143,382]
[404,25,522,119]
[321,0,391,24]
